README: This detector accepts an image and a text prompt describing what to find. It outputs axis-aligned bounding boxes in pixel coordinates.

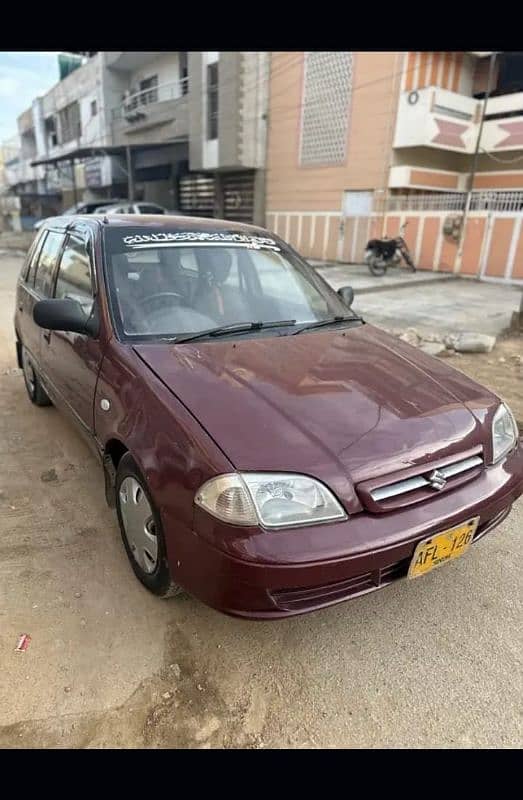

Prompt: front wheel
[115,453,183,598]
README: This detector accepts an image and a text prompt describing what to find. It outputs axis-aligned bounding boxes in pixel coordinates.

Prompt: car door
[15,228,48,366]
[39,227,104,436]
[17,228,66,373]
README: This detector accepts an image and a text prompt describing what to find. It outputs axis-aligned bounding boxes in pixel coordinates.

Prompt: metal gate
[478,211,523,283]
[178,173,215,217]
[222,171,255,223]
[178,171,256,223]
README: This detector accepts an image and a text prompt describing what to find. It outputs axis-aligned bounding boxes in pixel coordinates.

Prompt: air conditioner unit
[124,110,147,124]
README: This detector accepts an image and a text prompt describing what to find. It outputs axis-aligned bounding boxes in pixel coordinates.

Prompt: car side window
[54,234,94,316]
[139,204,164,214]
[24,230,48,286]
[34,231,65,297]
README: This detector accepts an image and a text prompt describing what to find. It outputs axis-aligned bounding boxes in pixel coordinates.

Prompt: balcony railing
[382,190,523,213]
[383,192,466,212]
[112,78,189,121]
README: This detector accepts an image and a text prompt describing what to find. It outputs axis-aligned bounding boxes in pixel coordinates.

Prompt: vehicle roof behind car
[91,213,271,236]
[37,213,273,239]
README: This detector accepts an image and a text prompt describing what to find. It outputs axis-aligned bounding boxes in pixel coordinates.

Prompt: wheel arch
[102,438,129,507]
[15,328,23,368]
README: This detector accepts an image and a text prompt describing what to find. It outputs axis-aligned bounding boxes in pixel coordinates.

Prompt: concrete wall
[188,51,268,173]
[218,52,240,168]
[266,52,402,213]
[100,53,129,147]
[41,55,104,157]
[238,52,269,169]
[266,205,523,284]
[129,53,181,97]
[403,52,476,95]
[188,52,204,171]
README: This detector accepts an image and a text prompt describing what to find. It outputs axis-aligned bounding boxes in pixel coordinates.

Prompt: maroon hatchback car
[14,214,523,617]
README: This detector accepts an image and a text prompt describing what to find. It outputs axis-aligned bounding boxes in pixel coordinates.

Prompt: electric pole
[456,51,498,267]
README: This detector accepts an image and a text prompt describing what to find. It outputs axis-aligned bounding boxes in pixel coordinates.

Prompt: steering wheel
[138,292,184,314]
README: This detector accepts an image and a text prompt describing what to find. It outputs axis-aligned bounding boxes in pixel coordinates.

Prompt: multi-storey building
[266,51,523,284]
[3,51,269,226]
[2,54,123,223]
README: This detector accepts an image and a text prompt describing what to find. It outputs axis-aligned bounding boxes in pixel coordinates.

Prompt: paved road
[315,263,522,337]
[0,254,521,748]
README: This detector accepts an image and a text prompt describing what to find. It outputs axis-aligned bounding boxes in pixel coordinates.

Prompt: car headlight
[195,472,347,529]
[491,403,518,463]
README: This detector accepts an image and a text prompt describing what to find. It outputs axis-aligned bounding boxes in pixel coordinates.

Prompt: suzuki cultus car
[14,214,523,617]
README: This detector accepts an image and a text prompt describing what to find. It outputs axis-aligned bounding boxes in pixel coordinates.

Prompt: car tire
[21,345,52,407]
[115,452,183,599]
[368,260,387,277]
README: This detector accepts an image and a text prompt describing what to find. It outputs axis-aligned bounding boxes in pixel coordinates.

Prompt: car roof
[37,213,274,239]
[82,214,270,235]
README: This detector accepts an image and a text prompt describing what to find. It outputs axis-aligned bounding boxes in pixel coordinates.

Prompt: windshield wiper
[291,314,363,335]
[171,319,297,344]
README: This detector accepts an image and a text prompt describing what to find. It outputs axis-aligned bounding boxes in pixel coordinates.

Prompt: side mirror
[337,286,354,308]
[33,298,96,336]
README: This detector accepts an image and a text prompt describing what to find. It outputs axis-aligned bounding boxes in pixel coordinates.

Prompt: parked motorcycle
[364,223,416,276]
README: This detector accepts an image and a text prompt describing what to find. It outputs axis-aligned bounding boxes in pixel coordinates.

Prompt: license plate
[408,517,480,579]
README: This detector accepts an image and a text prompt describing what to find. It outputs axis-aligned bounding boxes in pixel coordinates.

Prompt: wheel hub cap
[119,477,158,574]
[22,351,35,393]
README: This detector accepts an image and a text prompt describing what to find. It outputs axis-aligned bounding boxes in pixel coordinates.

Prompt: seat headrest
[199,248,233,284]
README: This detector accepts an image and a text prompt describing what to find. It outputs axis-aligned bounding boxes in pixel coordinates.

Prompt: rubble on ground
[382,326,498,357]
[453,332,497,353]
[419,342,447,356]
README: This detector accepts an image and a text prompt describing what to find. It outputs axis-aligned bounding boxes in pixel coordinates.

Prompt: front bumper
[164,444,523,619]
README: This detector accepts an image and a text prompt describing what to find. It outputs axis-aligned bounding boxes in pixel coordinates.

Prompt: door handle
[18,304,23,311]
[43,330,51,344]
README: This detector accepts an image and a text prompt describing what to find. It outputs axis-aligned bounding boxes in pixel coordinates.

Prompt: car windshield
[102,227,353,341]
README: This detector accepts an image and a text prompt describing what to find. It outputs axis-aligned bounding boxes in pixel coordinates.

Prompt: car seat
[192,248,251,323]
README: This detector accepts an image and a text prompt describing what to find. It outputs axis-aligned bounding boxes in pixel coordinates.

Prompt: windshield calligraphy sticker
[122,231,281,251]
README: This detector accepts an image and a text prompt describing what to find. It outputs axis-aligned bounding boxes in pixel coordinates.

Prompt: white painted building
[3,51,270,225]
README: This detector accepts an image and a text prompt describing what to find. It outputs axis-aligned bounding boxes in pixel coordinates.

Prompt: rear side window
[109,205,130,214]
[54,234,94,315]
[34,231,65,297]
[138,204,164,214]
[24,230,47,285]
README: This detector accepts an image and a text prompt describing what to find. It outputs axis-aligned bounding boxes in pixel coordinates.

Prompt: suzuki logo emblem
[428,469,447,490]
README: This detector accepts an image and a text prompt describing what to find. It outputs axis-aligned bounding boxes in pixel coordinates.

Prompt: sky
[0,52,60,143]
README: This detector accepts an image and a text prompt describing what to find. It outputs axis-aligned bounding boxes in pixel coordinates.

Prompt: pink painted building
[265,52,523,284]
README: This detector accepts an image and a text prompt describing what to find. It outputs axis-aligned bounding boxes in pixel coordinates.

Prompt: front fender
[94,341,234,530]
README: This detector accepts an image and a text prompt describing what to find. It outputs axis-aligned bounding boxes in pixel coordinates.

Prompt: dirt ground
[0,253,522,749]
[449,335,523,427]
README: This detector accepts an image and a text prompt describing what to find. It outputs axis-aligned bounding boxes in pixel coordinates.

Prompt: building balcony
[482,92,523,151]
[394,86,523,155]
[394,87,481,152]
[388,165,468,192]
[18,108,34,135]
[110,80,189,145]
[4,157,44,187]
[105,52,165,72]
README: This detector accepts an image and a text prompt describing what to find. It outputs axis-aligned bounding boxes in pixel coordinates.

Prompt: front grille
[271,558,410,612]
[358,449,484,512]
[371,455,483,502]
[270,504,510,613]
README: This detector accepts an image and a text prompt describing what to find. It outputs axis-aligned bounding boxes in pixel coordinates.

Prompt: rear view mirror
[33,298,97,336]
[337,286,354,308]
